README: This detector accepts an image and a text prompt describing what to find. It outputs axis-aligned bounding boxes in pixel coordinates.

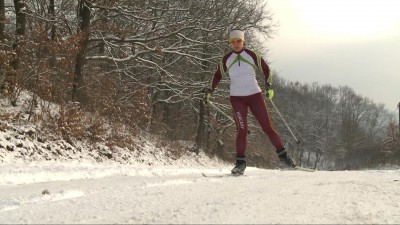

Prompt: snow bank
[0,159,231,186]
[0,91,229,169]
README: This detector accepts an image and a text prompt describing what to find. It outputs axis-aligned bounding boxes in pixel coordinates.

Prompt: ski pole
[207,101,252,134]
[268,98,301,144]
[208,101,235,123]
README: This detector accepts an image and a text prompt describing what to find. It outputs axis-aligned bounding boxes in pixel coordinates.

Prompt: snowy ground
[1,92,400,224]
[0,162,399,224]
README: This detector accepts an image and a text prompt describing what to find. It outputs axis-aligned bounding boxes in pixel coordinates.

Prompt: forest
[1,0,399,170]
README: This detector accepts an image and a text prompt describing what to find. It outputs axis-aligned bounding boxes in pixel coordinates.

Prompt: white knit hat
[229,30,244,40]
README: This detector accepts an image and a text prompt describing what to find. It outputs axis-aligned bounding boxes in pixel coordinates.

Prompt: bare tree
[48,0,55,41]
[0,0,5,39]
[72,0,90,102]
[6,0,26,106]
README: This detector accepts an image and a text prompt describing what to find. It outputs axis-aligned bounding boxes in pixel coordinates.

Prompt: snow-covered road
[0,163,399,224]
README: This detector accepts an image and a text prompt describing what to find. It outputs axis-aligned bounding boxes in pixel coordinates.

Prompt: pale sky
[265,0,400,110]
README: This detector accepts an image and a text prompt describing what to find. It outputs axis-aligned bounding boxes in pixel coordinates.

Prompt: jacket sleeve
[260,57,271,86]
[210,64,222,91]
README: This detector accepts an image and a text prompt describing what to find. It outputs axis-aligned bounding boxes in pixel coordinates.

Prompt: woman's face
[230,38,244,52]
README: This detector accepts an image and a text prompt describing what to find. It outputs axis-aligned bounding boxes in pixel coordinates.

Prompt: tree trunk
[195,100,205,153]
[8,0,26,106]
[148,86,159,132]
[72,0,91,102]
[298,148,304,166]
[49,0,56,41]
[205,101,212,152]
[0,0,5,39]
[314,151,321,169]
[306,151,311,167]
[47,0,57,73]
[13,0,25,36]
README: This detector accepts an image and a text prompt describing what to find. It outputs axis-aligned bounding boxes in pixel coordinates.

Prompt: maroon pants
[230,92,284,157]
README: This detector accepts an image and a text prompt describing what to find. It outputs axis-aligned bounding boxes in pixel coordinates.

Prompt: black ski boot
[231,159,246,175]
[277,149,296,168]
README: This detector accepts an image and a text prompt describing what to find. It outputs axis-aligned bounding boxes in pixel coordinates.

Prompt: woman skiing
[204,29,296,174]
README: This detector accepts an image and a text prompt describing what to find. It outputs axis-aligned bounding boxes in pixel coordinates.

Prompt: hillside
[0,91,227,167]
